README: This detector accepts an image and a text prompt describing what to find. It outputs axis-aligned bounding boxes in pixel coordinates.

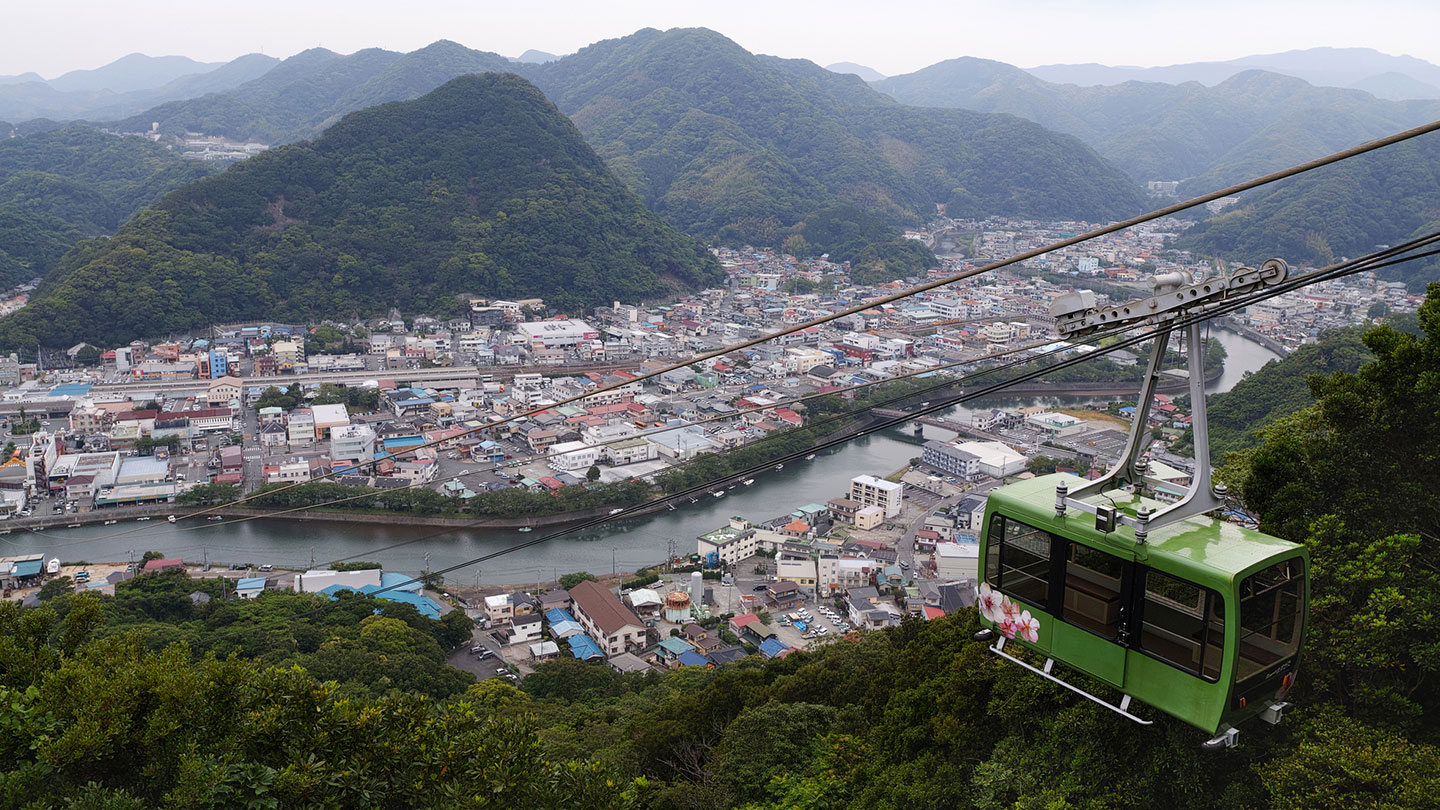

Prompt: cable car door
[1049,540,1132,688]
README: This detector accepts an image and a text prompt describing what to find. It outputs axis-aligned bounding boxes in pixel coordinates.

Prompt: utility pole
[612,547,617,580]
[310,547,315,570]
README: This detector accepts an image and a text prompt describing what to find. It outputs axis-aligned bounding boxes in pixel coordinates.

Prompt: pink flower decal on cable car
[1018,610,1041,643]
[976,582,1004,622]
[977,583,1041,643]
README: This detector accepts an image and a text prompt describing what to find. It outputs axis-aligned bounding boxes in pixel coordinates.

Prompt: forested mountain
[0,126,214,288]
[521,28,1144,243]
[873,59,1440,188]
[109,41,513,143]
[0,53,278,124]
[0,74,718,349]
[1180,136,1440,287]
[92,30,1143,274]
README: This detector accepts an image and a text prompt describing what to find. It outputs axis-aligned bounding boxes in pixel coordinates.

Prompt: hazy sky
[5,0,1439,78]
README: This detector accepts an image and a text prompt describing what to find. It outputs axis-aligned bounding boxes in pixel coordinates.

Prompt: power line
[217,233,1440,620]
[126,117,1440,528]
[359,232,1440,598]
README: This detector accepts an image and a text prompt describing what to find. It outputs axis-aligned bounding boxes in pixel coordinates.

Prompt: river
[1,333,1282,584]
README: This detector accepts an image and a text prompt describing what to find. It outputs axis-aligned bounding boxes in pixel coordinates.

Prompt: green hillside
[0,126,213,287]
[1200,328,1372,458]
[525,28,1145,245]
[1179,136,1440,287]
[0,74,718,349]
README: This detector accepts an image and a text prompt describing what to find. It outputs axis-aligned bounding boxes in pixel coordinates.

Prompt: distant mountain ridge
[873,57,1440,189]
[0,74,720,349]
[110,40,513,143]
[46,53,223,94]
[825,62,885,82]
[1026,47,1440,99]
[0,52,279,123]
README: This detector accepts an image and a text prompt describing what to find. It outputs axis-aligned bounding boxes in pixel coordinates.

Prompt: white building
[330,423,377,466]
[933,541,979,581]
[777,556,818,587]
[849,474,904,519]
[294,568,382,593]
[953,441,1028,478]
[516,320,599,349]
[1025,411,1086,437]
[548,440,600,472]
[697,517,760,566]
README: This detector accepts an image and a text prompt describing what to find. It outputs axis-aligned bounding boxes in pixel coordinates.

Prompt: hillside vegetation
[525,28,1144,245]
[1180,137,1440,288]
[0,74,718,349]
[0,126,213,287]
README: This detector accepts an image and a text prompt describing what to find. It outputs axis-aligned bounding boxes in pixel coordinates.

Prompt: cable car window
[1138,570,1224,682]
[1062,542,1124,638]
[1237,558,1305,683]
[991,515,1053,609]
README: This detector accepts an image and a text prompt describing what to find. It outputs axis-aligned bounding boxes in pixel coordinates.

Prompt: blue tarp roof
[758,638,791,658]
[49,383,93,397]
[379,572,421,593]
[318,584,441,619]
[236,577,267,590]
[677,650,711,667]
[568,634,604,660]
[10,559,43,577]
[545,608,577,625]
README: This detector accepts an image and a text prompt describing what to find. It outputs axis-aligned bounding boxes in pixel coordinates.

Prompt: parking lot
[445,634,521,684]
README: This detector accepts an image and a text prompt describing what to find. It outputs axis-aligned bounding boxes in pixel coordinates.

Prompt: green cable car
[974,264,1308,747]
[976,474,1307,744]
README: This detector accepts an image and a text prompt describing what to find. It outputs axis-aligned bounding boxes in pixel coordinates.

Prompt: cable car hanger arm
[1049,261,1290,539]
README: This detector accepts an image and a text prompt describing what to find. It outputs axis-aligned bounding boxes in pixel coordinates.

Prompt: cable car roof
[990,474,1305,580]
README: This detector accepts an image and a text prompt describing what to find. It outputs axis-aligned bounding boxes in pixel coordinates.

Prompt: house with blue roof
[236,577,267,599]
[568,634,605,661]
[656,636,695,661]
[758,638,792,659]
[379,572,422,593]
[677,650,713,667]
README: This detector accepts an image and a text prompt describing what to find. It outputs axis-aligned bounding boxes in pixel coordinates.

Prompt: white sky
[5,0,1439,78]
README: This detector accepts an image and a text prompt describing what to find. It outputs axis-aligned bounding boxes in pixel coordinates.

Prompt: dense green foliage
[1182,138,1440,289]
[0,74,719,349]
[875,59,1440,189]
[0,574,637,808]
[1196,328,1371,457]
[0,126,213,286]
